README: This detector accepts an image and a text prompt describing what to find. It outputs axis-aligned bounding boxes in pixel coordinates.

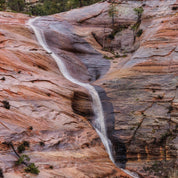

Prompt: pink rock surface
[0,0,177,177]
[0,11,130,178]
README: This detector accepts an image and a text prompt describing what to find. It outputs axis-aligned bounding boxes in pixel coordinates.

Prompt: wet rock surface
[33,17,110,82]
[54,0,177,177]
[0,12,129,178]
[94,1,177,177]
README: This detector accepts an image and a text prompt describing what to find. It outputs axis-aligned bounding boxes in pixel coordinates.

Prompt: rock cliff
[0,11,128,178]
[53,1,178,177]
[0,0,177,177]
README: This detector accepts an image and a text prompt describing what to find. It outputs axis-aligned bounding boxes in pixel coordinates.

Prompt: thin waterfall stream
[28,17,138,178]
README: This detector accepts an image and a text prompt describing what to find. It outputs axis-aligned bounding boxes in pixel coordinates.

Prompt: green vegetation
[136,29,143,37]
[28,126,33,130]
[132,6,144,41]
[108,1,118,27]
[134,7,144,18]
[143,160,177,177]
[15,155,40,175]
[39,141,45,146]
[25,163,40,175]
[6,142,40,175]
[108,24,129,41]
[17,144,25,153]
[0,0,5,11]
[0,0,101,15]
[2,100,10,109]
[15,154,30,165]
[8,0,25,12]
[23,141,30,147]
[17,141,30,153]
[103,55,113,60]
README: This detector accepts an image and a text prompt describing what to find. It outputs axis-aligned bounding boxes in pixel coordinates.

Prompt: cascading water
[28,17,138,178]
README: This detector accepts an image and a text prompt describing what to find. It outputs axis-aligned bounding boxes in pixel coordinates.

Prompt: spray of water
[28,17,139,178]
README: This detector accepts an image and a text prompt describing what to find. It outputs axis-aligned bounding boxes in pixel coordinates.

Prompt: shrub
[25,163,40,175]
[103,55,113,60]
[17,141,30,153]
[136,29,143,37]
[17,144,25,153]
[23,141,30,148]
[28,4,46,16]
[2,100,10,109]
[28,126,33,130]
[8,0,25,12]
[134,7,144,17]
[39,141,45,147]
[0,0,6,11]
[15,155,30,165]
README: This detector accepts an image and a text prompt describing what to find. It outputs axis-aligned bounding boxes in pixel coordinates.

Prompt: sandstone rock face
[0,0,177,177]
[0,12,129,178]
[54,0,177,177]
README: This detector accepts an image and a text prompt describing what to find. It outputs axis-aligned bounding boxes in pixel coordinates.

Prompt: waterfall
[28,17,138,178]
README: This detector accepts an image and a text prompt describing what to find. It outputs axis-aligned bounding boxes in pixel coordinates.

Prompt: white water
[28,17,138,178]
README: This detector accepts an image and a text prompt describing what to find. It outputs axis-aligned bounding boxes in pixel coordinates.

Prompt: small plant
[17,141,30,153]
[136,29,143,37]
[15,155,30,165]
[134,7,144,17]
[114,53,120,58]
[2,100,10,109]
[122,54,128,58]
[39,141,45,147]
[5,142,40,175]
[17,144,25,153]
[23,141,30,148]
[108,2,118,27]
[28,126,33,131]
[25,163,40,175]
[2,141,11,147]
[103,55,113,60]
[131,23,140,31]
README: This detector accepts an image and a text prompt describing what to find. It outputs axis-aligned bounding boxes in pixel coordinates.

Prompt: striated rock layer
[0,12,129,178]
[0,0,178,177]
[52,0,178,177]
